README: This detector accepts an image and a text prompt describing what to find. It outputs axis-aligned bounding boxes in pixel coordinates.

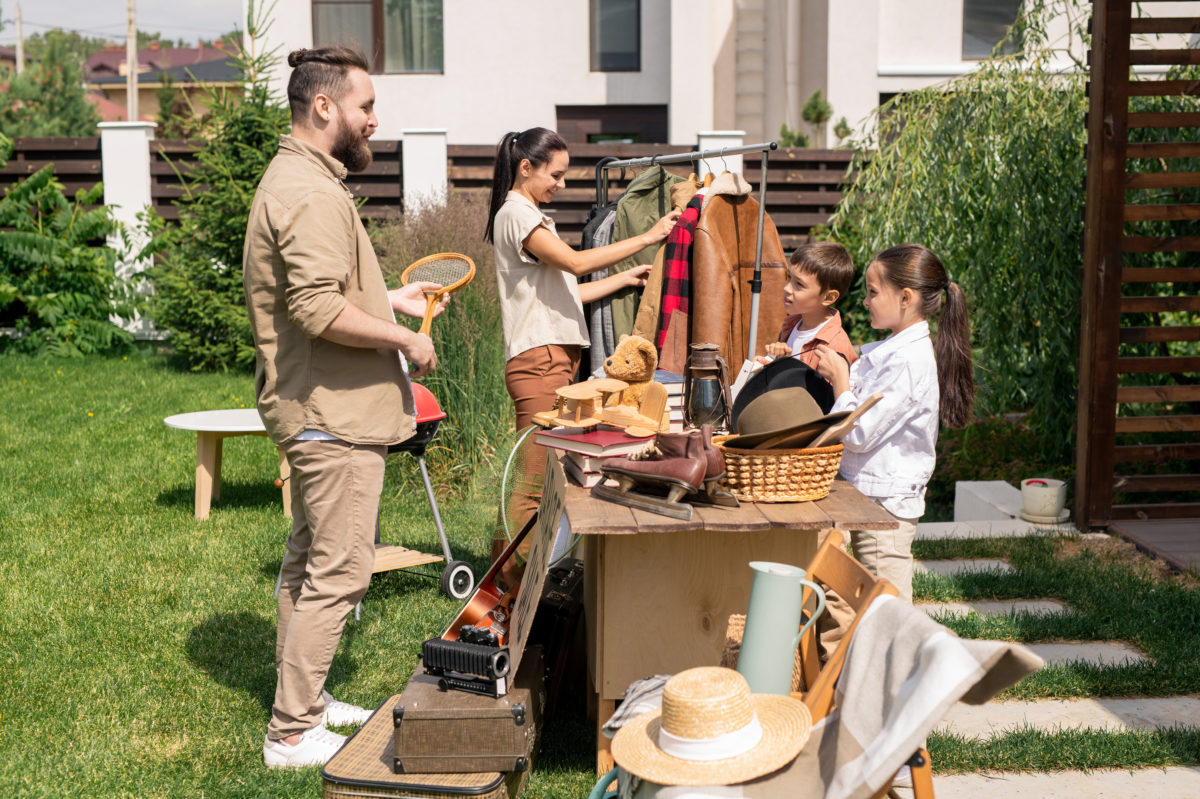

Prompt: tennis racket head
[401,252,476,335]
[401,252,476,294]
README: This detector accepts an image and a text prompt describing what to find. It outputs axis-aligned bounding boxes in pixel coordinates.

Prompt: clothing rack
[594,141,778,358]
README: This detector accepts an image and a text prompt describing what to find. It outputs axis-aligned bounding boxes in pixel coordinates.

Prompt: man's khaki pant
[268,439,386,741]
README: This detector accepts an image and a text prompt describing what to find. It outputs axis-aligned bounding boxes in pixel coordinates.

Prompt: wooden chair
[795,531,935,799]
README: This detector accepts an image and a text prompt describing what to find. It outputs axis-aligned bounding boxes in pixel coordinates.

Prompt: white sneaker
[263,725,346,769]
[322,689,372,727]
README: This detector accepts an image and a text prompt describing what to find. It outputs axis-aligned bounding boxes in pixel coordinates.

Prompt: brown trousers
[493,344,580,572]
[268,438,386,740]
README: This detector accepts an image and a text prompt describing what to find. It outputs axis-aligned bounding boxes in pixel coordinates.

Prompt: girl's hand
[646,210,682,243]
[619,264,653,289]
[764,341,791,359]
[815,344,851,396]
[389,282,450,319]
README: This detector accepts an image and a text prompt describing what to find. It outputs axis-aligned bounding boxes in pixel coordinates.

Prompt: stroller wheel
[440,561,476,600]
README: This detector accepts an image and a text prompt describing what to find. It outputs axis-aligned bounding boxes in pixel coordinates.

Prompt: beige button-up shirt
[243,135,415,445]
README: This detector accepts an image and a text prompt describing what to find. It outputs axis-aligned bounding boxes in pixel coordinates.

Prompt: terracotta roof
[86,90,142,123]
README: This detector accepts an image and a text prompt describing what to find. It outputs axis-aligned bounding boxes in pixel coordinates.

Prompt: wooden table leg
[277,446,292,518]
[195,432,219,520]
[596,696,616,774]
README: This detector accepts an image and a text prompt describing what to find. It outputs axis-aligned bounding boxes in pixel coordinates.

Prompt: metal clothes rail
[593,141,778,357]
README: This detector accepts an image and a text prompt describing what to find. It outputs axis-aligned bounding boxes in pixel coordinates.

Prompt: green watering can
[736,561,826,695]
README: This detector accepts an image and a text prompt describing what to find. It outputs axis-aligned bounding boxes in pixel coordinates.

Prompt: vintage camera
[458,625,500,647]
[422,637,511,697]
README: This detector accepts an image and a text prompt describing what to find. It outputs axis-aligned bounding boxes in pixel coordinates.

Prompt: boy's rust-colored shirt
[243,135,415,445]
[776,310,858,370]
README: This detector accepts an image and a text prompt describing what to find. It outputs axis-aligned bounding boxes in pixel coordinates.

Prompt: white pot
[1021,478,1067,518]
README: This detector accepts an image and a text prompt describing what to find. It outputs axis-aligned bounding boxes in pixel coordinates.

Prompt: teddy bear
[604,334,659,411]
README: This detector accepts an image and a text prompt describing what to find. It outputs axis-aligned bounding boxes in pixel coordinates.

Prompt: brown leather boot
[601,430,706,493]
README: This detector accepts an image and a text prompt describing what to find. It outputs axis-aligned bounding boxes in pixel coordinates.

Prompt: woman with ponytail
[485,128,679,575]
[814,244,974,603]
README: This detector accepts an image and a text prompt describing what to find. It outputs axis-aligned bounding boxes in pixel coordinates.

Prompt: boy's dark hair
[788,241,855,300]
[286,47,370,120]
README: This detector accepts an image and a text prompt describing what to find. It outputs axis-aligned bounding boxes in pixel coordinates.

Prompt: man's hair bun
[287,49,309,68]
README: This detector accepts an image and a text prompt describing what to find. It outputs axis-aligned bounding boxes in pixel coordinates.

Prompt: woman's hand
[645,210,682,244]
[814,344,851,397]
[617,264,653,289]
[388,282,450,319]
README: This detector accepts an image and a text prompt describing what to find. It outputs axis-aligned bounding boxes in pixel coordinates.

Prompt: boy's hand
[763,341,791,359]
[815,344,851,397]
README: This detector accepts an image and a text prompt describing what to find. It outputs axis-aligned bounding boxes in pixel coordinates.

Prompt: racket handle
[418,291,438,336]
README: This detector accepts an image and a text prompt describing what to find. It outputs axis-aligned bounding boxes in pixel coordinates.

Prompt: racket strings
[405,258,473,288]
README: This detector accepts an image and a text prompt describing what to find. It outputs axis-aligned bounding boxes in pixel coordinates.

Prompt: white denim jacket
[830,321,939,517]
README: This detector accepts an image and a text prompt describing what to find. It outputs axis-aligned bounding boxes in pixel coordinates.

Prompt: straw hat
[610,667,811,786]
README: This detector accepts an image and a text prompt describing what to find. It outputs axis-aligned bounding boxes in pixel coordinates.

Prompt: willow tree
[831,0,1091,463]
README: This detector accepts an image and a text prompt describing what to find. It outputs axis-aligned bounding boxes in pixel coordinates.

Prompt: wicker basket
[713,436,843,502]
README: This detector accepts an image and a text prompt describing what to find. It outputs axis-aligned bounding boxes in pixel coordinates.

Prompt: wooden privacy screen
[1077,0,1200,527]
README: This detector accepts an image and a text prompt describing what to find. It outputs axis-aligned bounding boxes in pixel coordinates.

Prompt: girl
[815,244,974,602]
[484,127,679,570]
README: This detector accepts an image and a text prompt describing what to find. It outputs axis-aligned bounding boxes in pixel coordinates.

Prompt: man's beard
[331,116,372,173]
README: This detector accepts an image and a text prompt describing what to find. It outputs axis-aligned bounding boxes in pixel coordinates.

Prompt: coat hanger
[720,147,730,176]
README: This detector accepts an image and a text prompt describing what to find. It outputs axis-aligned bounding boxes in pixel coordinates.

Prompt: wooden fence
[0,138,852,249]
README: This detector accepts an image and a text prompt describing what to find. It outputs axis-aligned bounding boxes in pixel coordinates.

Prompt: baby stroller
[379,381,477,600]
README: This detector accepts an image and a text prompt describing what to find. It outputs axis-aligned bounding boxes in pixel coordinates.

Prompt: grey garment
[582,207,618,374]
[600,673,671,739]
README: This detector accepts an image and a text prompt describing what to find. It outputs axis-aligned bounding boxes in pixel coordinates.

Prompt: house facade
[250,0,1198,145]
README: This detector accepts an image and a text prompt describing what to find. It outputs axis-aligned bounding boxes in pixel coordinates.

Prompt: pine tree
[0,30,102,138]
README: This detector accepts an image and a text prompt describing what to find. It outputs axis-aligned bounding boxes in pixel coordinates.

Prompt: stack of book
[533,426,655,488]
[656,370,686,433]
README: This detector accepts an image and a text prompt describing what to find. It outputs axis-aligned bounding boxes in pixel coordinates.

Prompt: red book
[533,427,654,457]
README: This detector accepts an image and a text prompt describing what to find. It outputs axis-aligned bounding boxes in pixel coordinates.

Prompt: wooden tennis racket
[400,252,476,335]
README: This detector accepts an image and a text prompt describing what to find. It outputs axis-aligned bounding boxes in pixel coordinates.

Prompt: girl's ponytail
[483,127,568,244]
[871,244,975,428]
[935,280,974,428]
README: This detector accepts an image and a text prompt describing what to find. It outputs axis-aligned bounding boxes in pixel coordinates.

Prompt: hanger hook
[721,147,729,171]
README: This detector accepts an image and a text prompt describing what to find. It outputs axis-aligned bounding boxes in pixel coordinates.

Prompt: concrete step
[918,598,1069,618]
[1026,641,1150,668]
[915,558,1015,576]
[938,695,1198,738]
[932,766,1200,798]
[955,480,1023,521]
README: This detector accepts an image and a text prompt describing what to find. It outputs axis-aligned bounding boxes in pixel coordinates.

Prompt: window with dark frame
[311,0,443,74]
[590,0,640,72]
[962,0,1021,60]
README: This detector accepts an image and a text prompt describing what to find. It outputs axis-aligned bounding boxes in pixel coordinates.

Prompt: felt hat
[730,358,835,432]
[610,667,811,787]
[725,387,851,449]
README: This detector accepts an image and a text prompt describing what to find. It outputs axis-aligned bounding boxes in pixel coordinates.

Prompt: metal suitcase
[392,646,544,774]
[322,693,527,799]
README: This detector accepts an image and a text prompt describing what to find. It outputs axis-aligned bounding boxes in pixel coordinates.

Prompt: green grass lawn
[0,352,597,798]
[3,354,1198,797]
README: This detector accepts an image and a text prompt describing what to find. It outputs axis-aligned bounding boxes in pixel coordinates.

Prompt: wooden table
[562,467,898,772]
[163,409,290,520]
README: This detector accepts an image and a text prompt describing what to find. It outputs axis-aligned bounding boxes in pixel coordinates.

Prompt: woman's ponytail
[871,244,975,428]
[934,280,975,428]
[483,127,568,244]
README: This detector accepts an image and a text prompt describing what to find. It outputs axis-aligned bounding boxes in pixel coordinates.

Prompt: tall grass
[370,189,515,493]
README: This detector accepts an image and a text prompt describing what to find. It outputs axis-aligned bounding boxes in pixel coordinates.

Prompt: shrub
[370,188,512,489]
[831,0,1089,464]
[0,133,137,357]
[142,1,289,371]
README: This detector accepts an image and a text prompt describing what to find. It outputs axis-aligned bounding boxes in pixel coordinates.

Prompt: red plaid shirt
[655,194,705,348]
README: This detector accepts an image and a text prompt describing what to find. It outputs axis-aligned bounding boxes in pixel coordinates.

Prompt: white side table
[164,409,291,520]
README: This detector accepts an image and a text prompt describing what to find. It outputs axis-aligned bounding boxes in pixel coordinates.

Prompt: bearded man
[243,46,443,768]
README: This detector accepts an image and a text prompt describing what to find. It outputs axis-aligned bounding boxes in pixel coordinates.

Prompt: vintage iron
[683,343,732,433]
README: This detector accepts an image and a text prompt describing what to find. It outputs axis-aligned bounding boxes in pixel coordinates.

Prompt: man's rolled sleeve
[279,189,355,337]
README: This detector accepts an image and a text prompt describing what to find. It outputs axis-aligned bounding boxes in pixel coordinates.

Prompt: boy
[762,241,858,369]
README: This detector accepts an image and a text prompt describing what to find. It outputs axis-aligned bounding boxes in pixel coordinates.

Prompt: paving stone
[916,520,1077,540]
[915,558,1015,576]
[954,480,1022,521]
[917,598,1068,618]
[1026,641,1150,667]
[932,766,1200,798]
[937,695,1197,738]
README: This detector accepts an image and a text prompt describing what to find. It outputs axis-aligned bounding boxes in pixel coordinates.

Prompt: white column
[825,0,880,142]
[697,130,746,175]
[401,128,448,211]
[100,121,157,336]
[669,0,717,144]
